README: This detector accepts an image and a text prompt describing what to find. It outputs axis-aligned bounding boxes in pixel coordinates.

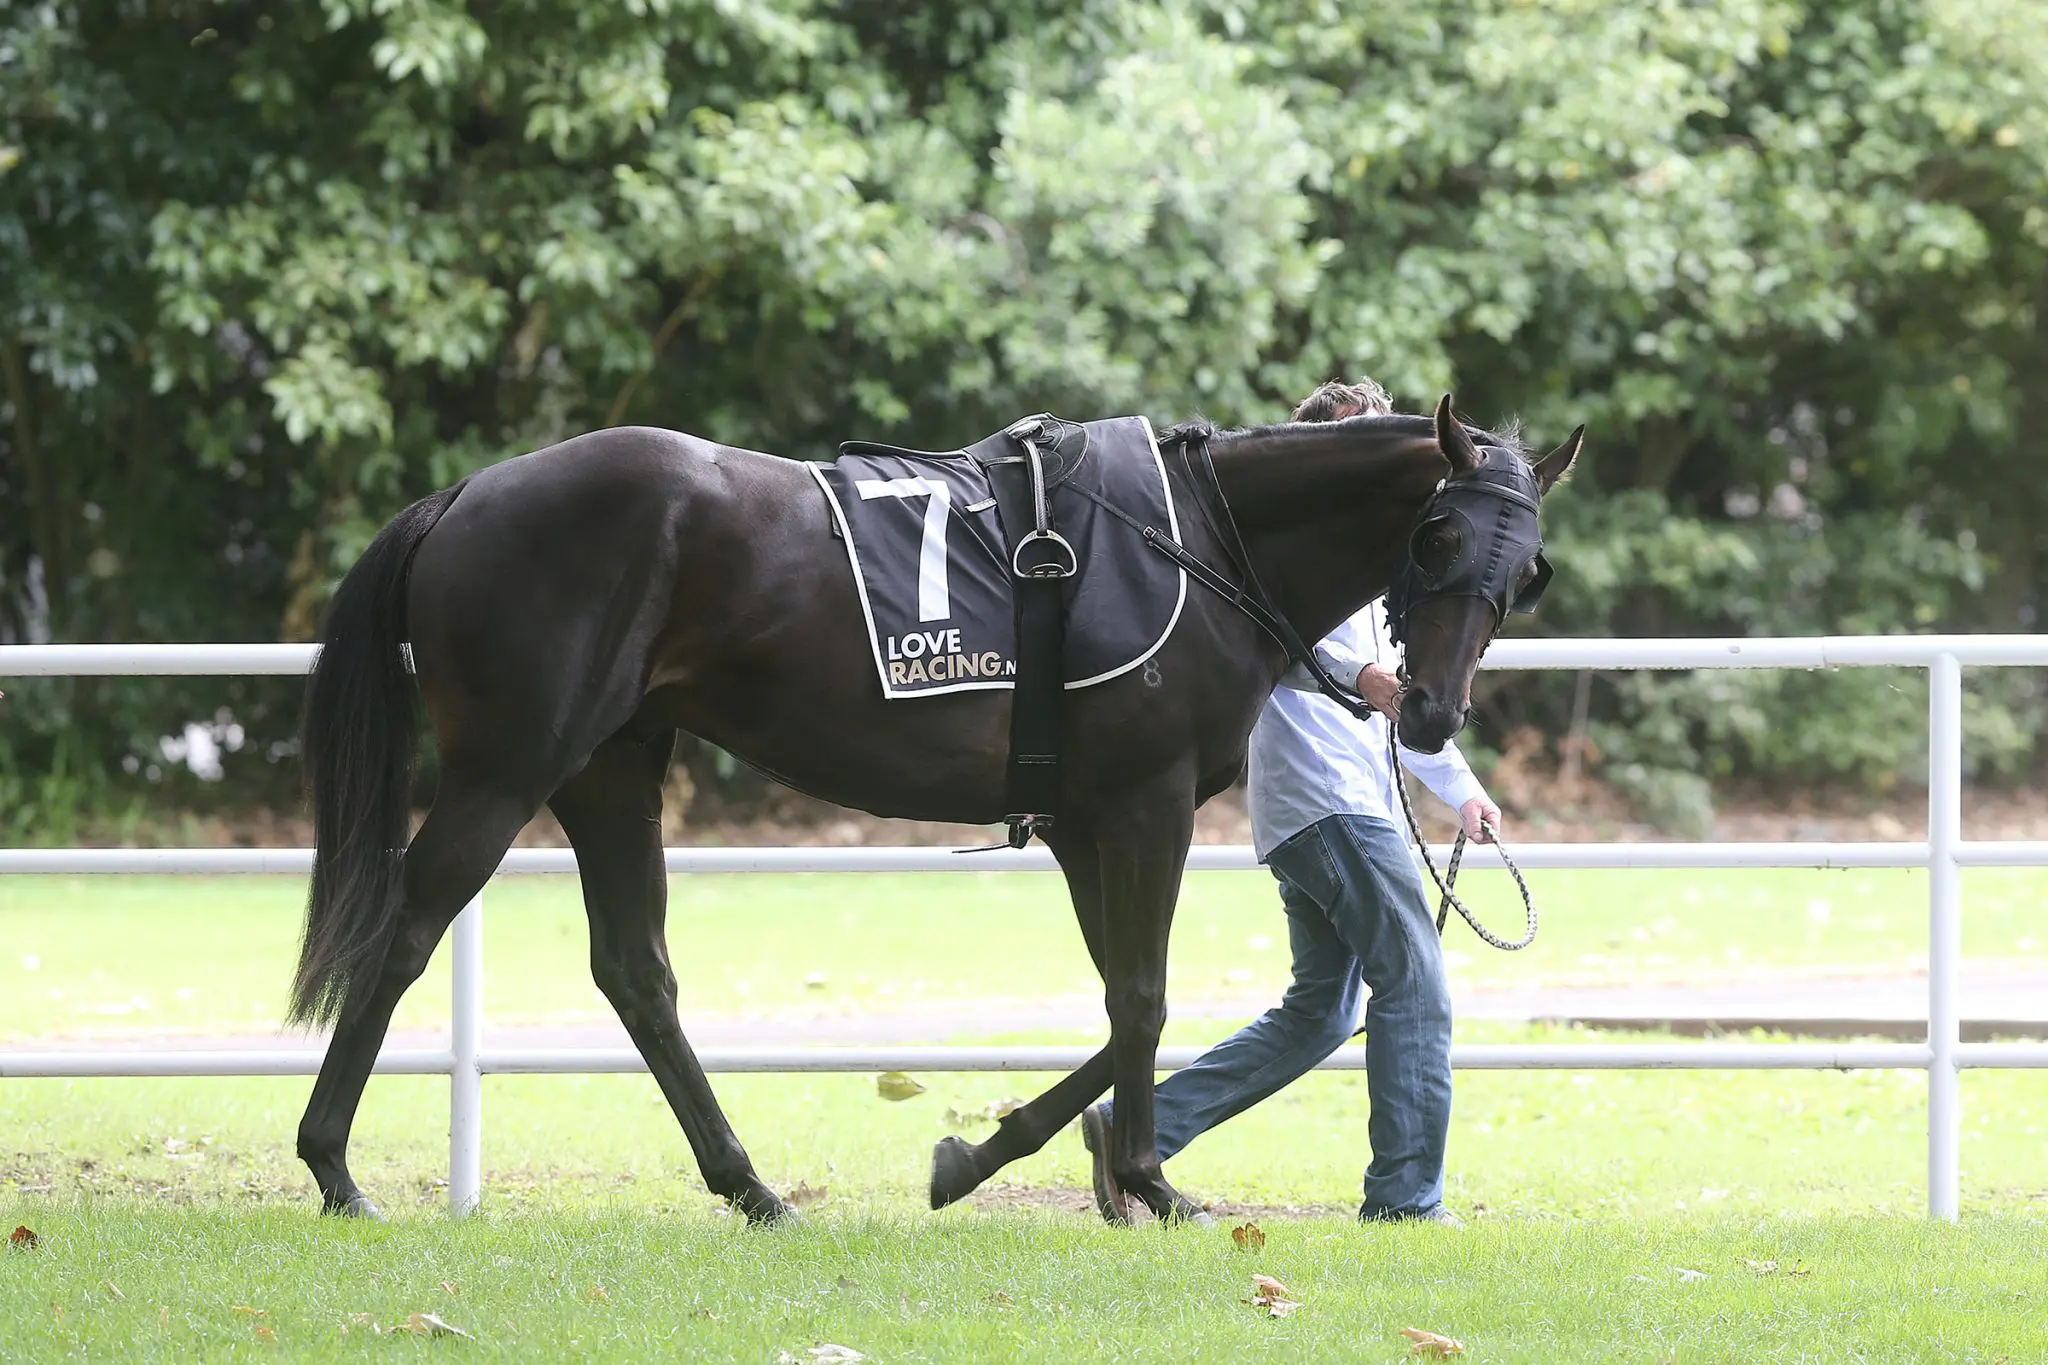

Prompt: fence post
[449,891,484,1217]
[1927,653,1962,1221]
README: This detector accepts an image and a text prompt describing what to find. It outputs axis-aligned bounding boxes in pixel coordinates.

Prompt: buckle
[1005,814,1052,848]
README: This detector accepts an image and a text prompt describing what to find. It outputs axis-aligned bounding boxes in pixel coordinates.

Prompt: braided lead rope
[1387,721,1539,952]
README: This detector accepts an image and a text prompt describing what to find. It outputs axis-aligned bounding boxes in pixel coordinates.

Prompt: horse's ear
[1433,394,1480,476]
[1534,425,1584,493]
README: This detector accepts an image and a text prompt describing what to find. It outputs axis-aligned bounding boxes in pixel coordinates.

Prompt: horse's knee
[1107,982,1167,1038]
[590,953,676,1031]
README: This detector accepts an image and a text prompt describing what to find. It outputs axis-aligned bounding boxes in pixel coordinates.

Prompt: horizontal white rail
[7,635,2048,677]
[5,841,2047,876]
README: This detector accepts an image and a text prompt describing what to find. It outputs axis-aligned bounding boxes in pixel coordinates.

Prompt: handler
[1084,377,1502,1227]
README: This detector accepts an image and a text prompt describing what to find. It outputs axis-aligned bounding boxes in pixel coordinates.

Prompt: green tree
[2,0,2042,837]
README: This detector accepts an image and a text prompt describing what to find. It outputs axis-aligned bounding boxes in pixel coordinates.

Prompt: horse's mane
[1169,411,1530,458]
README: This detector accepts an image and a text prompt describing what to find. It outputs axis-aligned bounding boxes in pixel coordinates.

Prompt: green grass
[6,1034,2047,1218]
[2,1204,2043,1362]
[4,867,2046,1040]
[6,870,2048,1357]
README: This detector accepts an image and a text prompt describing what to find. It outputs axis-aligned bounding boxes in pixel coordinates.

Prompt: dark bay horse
[291,397,1579,1224]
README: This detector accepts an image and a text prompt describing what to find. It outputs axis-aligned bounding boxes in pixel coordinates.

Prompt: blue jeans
[1103,813,1452,1217]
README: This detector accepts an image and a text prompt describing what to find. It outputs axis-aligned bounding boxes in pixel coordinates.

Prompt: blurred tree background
[3,0,2043,840]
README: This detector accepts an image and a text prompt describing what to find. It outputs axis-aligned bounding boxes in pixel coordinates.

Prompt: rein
[1133,424,1541,952]
[1385,716,1538,951]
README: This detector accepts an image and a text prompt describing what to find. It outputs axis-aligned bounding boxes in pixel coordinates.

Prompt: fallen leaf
[1674,1267,1708,1283]
[876,1072,927,1102]
[404,1312,474,1340]
[1231,1221,1267,1252]
[808,1347,866,1363]
[8,1226,39,1250]
[232,1305,268,1317]
[52,1304,65,1322]
[1744,1259,1779,1276]
[103,1281,125,1301]
[785,1180,830,1208]
[440,1280,459,1296]
[1401,1326,1467,1357]
[585,1285,610,1304]
[159,1307,169,1329]
[254,1325,277,1344]
[1247,1273,1302,1318]
[987,1290,1014,1308]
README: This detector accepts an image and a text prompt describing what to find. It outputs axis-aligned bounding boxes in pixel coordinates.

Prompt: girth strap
[985,417,1079,848]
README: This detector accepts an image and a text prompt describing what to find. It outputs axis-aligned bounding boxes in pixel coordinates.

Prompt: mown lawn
[2,1204,2042,1362]
[4,869,2046,1358]
[4,866,2045,1040]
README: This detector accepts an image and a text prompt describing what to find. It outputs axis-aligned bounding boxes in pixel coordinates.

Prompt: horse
[290,395,1580,1224]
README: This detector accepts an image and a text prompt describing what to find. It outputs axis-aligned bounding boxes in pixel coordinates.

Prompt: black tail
[289,483,466,1027]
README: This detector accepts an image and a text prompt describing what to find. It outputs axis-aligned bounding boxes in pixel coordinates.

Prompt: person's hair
[1291,377,1393,423]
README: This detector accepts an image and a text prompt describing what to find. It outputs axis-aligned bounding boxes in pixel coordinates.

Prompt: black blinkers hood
[1385,449,1552,647]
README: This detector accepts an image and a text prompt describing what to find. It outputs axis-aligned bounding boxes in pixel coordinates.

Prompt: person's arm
[1276,631,1369,694]
[1397,736,1502,843]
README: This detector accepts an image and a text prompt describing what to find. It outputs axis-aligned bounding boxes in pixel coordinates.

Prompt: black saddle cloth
[808,415,1186,698]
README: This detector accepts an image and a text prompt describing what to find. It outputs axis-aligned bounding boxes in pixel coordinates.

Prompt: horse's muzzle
[1396,688,1468,755]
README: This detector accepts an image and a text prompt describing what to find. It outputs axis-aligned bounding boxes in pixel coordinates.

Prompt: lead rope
[1385,703,1539,952]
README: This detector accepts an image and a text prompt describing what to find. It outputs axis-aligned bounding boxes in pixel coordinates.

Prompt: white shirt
[1247,601,1488,860]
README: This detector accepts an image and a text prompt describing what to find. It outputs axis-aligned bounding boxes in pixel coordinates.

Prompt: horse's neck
[1208,417,1445,649]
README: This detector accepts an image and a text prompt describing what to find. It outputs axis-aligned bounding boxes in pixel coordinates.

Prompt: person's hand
[1357,663,1403,718]
[1459,796,1503,844]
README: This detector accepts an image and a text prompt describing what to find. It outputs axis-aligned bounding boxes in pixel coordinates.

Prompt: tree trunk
[0,340,71,624]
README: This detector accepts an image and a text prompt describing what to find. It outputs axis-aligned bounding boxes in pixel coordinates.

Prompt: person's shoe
[1080,1106,1130,1225]
[1361,1203,1464,1229]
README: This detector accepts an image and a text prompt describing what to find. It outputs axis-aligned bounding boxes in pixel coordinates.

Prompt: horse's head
[1388,395,1580,753]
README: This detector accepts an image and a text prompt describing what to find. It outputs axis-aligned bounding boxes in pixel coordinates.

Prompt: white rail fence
[4,637,2047,1222]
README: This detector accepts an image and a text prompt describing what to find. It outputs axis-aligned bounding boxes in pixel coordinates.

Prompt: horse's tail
[289,482,466,1027]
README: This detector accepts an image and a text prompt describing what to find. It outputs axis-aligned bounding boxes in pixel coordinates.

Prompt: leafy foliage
[3,0,2043,832]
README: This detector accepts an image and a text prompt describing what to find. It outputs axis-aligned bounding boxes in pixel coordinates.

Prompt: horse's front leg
[929,833,1112,1209]
[1095,788,1209,1223]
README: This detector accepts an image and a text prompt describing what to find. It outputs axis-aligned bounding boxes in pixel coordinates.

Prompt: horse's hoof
[734,1189,796,1226]
[929,1135,981,1210]
[324,1193,383,1221]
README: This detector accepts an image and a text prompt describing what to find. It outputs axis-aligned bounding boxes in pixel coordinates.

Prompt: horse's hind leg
[550,728,791,1225]
[297,778,535,1216]
[930,833,1114,1208]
